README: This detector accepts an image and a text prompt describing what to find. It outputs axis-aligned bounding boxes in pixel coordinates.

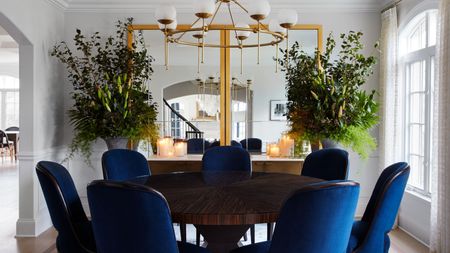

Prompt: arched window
[0,75,19,130]
[400,10,437,197]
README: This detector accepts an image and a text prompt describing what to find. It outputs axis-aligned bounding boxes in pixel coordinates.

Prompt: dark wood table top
[129,171,322,225]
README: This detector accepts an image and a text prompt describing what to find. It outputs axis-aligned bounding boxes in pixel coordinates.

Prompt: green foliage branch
[51,18,158,164]
[279,31,379,158]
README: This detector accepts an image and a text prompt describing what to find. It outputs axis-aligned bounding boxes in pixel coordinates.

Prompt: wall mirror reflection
[134,25,322,155]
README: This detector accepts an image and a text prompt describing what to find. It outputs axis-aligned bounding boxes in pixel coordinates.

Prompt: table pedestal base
[195,225,250,253]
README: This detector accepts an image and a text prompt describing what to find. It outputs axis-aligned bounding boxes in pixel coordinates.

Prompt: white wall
[62,9,381,218]
[0,0,66,236]
[395,0,439,246]
[0,62,19,78]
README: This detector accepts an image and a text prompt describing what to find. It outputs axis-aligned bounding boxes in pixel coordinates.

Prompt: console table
[148,155,304,175]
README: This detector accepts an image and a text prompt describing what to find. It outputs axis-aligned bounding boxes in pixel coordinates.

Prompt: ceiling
[49,0,388,13]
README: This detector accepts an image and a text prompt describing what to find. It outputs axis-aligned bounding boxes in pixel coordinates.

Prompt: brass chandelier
[155,0,298,73]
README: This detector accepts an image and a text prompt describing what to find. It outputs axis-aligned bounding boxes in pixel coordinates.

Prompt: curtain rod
[381,0,402,13]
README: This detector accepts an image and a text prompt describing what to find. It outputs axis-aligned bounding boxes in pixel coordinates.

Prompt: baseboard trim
[398,226,430,248]
[15,219,37,237]
[16,210,53,237]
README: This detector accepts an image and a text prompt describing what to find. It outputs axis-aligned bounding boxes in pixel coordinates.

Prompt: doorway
[0,23,20,251]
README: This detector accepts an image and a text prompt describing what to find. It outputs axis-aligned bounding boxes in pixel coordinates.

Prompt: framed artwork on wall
[270,100,288,121]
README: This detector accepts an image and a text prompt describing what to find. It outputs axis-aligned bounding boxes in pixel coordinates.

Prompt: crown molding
[45,0,69,10]
[51,1,382,13]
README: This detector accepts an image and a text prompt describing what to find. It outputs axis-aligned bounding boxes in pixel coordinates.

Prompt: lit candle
[174,142,187,157]
[279,134,294,157]
[157,137,174,157]
[270,145,280,157]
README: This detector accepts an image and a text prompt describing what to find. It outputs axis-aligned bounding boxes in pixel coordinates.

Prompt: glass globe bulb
[269,19,286,34]
[235,23,251,40]
[193,0,216,18]
[155,5,177,24]
[249,0,271,20]
[277,9,298,28]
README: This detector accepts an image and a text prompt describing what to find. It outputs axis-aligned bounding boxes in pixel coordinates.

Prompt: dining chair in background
[231,140,243,148]
[187,138,211,154]
[301,148,350,180]
[346,162,410,253]
[208,140,242,150]
[36,161,96,253]
[87,180,211,253]
[230,181,360,253]
[240,138,262,154]
[5,126,19,131]
[0,130,15,161]
[101,149,151,181]
[202,146,251,172]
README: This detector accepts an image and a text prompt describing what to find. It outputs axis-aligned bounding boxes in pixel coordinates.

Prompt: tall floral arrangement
[51,18,158,164]
[280,31,379,158]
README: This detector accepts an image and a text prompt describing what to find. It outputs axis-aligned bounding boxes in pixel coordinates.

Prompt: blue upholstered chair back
[355,162,410,253]
[202,146,251,171]
[187,138,211,154]
[87,181,179,253]
[36,161,95,253]
[301,148,349,180]
[240,138,262,153]
[208,140,220,149]
[269,181,360,253]
[231,140,243,148]
[101,149,150,181]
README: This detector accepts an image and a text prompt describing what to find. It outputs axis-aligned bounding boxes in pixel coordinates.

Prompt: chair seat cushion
[230,241,271,253]
[177,241,211,253]
[347,220,369,253]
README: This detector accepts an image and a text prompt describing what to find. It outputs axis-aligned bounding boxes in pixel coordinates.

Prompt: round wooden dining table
[129,171,322,253]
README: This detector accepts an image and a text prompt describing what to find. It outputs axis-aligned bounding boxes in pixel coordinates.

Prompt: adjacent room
[0,0,449,252]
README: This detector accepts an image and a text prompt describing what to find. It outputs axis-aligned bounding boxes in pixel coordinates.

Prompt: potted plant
[279,31,379,159]
[51,18,158,164]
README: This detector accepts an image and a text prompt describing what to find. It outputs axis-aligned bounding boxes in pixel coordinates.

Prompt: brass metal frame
[127,24,323,146]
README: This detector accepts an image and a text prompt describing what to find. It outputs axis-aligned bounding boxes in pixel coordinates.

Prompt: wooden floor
[0,161,428,253]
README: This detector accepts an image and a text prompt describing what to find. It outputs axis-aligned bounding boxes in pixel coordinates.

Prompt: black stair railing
[163,99,204,139]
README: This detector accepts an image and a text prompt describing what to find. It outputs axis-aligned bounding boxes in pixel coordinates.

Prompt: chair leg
[180,223,187,242]
[251,224,255,244]
[196,228,201,246]
[267,223,274,240]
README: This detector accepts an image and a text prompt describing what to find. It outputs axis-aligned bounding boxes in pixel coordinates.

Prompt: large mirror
[229,28,320,152]
[135,25,322,154]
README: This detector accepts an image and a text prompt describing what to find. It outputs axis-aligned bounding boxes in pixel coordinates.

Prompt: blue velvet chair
[301,148,349,180]
[240,138,262,153]
[346,162,410,253]
[36,161,96,253]
[208,141,242,149]
[87,180,210,253]
[208,140,220,149]
[101,149,150,181]
[202,146,251,172]
[187,138,211,154]
[230,180,360,253]
[231,140,243,148]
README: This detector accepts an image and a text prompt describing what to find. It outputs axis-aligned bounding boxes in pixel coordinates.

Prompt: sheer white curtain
[379,7,401,170]
[431,0,450,252]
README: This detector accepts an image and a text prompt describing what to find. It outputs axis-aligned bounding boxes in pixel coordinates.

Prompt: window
[0,76,19,130]
[232,122,245,140]
[170,102,181,138]
[400,10,437,197]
